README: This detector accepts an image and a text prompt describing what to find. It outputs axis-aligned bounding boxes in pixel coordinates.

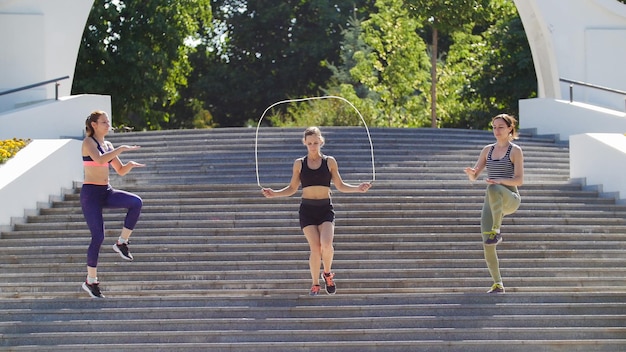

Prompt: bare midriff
[302,185,331,200]
[83,165,110,185]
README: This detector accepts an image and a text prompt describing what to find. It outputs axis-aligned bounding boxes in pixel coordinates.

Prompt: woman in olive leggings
[464,114,524,294]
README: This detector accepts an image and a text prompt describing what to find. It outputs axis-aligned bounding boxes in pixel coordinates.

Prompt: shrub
[0,138,31,164]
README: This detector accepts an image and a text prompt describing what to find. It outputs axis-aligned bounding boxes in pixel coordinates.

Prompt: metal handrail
[560,77,626,112]
[0,75,70,100]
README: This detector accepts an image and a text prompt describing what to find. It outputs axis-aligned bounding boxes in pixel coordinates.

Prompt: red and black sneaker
[321,272,336,295]
[309,284,321,296]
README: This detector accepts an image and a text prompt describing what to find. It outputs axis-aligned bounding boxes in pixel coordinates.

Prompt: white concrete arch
[514,0,626,105]
[515,0,626,202]
[0,0,95,112]
[0,0,108,141]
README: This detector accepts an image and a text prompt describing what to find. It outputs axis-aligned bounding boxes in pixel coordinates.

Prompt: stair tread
[1,127,625,350]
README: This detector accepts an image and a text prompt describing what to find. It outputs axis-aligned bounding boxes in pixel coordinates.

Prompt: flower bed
[0,138,31,164]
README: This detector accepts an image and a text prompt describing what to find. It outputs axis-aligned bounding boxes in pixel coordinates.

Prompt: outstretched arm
[262,159,302,198]
[328,156,372,193]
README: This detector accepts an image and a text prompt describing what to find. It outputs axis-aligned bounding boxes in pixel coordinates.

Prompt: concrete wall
[0,1,107,228]
[520,98,626,141]
[0,0,94,113]
[570,133,626,202]
[515,0,626,155]
[0,94,111,140]
[515,0,626,140]
[0,139,82,229]
[514,0,626,108]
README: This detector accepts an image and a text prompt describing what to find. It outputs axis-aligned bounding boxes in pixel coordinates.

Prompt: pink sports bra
[82,137,110,167]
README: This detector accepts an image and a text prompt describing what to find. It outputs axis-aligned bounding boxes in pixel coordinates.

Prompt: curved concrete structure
[515,0,626,201]
[515,0,626,106]
[0,0,103,227]
[516,0,626,141]
[0,0,94,112]
[0,0,108,140]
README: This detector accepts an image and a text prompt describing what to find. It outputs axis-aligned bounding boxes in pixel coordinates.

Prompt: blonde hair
[492,114,518,140]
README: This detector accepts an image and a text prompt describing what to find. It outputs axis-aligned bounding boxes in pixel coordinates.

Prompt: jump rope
[254,96,376,188]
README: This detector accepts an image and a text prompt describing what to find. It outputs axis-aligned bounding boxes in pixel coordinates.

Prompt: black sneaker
[82,281,105,298]
[321,272,336,295]
[113,242,134,261]
[484,231,502,246]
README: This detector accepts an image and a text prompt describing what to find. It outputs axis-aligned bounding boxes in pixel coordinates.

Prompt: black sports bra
[300,155,331,188]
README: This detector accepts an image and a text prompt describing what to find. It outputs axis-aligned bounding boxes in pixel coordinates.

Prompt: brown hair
[492,114,518,140]
[302,126,325,146]
[85,110,106,137]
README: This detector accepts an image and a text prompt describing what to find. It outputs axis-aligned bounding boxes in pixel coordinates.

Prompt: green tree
[325,15,376,103]
[289,15,382,128]
[347,0,431,127]
[406,0,490,127]
[435,28,483,127]
[282,0,532,130]
[185,0,376,127]
[73,0,212,130]
[454,1,536,128]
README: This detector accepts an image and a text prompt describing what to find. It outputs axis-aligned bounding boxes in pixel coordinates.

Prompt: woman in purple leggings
[80,110,145,298]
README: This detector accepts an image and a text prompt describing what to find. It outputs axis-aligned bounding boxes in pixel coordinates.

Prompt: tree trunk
[430,27,438,128]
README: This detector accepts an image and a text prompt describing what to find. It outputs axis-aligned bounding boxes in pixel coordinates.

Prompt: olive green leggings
[480,184,521,284]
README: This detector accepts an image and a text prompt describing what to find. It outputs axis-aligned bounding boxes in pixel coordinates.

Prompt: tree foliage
[74,0,538,131]
[354,0,432,127]
[267,14,379,128]
[316,0,431,128]
[405,0,491,127]
[73,0,212,130]
[182,0,376,127]
[451,0,536,128]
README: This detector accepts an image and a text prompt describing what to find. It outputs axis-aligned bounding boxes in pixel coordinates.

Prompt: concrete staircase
[1,127,625,351]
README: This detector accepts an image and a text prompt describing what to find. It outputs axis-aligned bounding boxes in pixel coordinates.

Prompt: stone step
[1,328,625,347]
[0,247,624,264]
[2,292,626,310]
[1,341,621,352]
[3,225,626,240]
[3,266,626,284]
[0,295,624,351]
[3,225,625,241]
[53,189,596,199]
[2,257,624,274]
[2,127,625,350]
[6,202,626,221]
[2,314,624,333]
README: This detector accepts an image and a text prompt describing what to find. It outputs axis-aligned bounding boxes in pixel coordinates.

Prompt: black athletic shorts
[299,198,335,229]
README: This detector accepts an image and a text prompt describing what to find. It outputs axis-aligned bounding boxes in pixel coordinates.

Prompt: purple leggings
[80,184,142,267]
